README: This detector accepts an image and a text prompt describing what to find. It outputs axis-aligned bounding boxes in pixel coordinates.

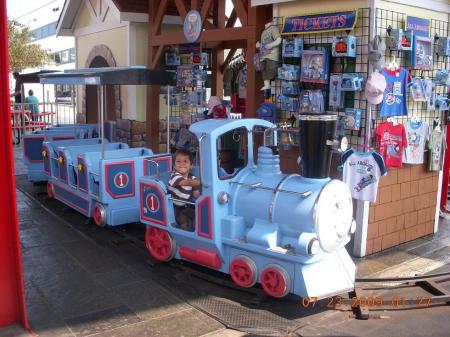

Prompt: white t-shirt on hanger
[403,120,429,164]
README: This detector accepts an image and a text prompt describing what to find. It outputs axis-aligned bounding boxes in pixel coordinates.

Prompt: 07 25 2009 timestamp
[300,295,432,309]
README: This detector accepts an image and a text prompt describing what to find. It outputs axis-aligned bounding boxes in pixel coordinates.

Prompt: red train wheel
[47,182,54,199]
[261,264,291,298]
[145,226,175,262]
[93,204,106,227]
[230,255,257,288]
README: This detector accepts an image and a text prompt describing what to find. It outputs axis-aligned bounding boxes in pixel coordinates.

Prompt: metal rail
[229,181,312,198]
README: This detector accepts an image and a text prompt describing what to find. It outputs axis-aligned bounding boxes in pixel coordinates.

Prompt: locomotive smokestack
[255,146,281,176]
[298,114,337,179]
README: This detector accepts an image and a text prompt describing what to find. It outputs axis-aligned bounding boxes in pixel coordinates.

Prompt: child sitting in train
[168,149,201,231]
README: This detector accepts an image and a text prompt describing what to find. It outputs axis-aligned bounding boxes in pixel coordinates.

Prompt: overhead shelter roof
[17,70,59,84]
[39,66,176,86]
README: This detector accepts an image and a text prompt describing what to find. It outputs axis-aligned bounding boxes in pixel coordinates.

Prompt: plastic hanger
[387,117,398,125]
[387,55,399,72]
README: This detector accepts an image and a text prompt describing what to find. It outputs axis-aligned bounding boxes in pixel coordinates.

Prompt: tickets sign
[282,10,358,35]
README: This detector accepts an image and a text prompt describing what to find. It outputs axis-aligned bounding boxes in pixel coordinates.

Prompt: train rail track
[22,183,450,322]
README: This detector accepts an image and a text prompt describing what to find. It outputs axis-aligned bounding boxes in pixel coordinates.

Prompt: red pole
[0,0,29,329]
[440,124,450,213]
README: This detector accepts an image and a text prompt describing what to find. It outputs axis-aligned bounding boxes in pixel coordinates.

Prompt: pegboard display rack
[372,9,450,144]
[271,8,371,149]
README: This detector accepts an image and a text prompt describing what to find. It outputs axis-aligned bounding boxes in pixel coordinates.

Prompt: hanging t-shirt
[375,121,408,167]
[403,120,429,164]
[260,24,281,62]
[428,128,446,171]
[341,149,387,202]
[380,67,411,118]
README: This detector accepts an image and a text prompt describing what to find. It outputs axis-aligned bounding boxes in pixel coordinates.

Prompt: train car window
[217,127,248,180]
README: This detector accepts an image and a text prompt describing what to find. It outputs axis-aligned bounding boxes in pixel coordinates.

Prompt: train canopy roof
[17,70,59,84]
[39,66,176,86]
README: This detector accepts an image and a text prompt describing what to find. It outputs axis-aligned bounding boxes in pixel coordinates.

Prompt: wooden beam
[151,0,169,36]
[151,45,164,70]
[200,0,213,27]
[226,9,237,28]
[151,26,250,46]
[174,0,188,21]
[220,48,237,73]
[191,0,199,10]
[213,0,226,29]
[204,20,216,29]
[231,0,247,26]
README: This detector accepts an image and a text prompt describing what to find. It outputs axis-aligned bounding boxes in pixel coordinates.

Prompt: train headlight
[42,150,47,158]
[313,180,353,253]
[57,156,64,164]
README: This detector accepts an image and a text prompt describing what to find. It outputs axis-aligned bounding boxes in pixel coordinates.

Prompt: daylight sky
[7,0,63,19]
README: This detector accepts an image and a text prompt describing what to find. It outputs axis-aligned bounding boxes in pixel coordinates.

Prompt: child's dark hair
[174,149,193,163]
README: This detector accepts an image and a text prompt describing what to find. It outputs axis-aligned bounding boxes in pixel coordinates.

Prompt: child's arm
[178,177,201,187]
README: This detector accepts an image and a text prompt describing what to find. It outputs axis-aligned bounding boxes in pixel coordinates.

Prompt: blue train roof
[189,119,275,138]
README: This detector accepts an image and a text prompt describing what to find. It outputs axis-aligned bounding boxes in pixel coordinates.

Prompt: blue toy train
[25,118,356,300]
[25,67,355,299]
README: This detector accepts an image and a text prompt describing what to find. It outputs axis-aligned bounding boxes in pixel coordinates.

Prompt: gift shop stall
[252,0,450,256]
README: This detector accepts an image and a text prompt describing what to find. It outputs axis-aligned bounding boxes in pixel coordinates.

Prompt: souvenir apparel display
[379,67,411,117]
[435,69,450,86]
[341,148,387,202]
[332,36,357,57]
[428,126,446,171]
[437,37,450,57]
[340,73,364,91]
[375,121,408,168]
[282,37,303,58]
[278,64,300,81]
[364,70,387,105]
[259,21,282,89]
[257,102,277,123]
[344,108,362,130]
[368,35,386,71]
[403,119,429,164]
[387,29,412,51]
[409,77,426,102]
[300,49,329,84]
[423,79,436,111]
[299,90,324,114]
[410,35,433,70]
[207,96,227,119]
[329,74,344,108]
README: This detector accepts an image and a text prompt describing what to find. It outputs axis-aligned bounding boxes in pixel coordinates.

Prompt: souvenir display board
[161,44,213,153]
[372,9,448,136]
[272,8,371,149]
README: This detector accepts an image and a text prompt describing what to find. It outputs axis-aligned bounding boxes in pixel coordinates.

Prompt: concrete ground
[1,144,449,337]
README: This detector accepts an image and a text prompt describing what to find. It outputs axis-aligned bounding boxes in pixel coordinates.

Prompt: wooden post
[146,0,161,151]
[246,4,268,118]
[211,0,225,97]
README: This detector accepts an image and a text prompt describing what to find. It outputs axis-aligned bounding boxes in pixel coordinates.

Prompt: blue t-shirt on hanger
[380,67,411,118]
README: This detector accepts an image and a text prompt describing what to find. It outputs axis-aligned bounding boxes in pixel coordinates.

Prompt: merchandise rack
[373,9,450,144]
[272,8,371,149]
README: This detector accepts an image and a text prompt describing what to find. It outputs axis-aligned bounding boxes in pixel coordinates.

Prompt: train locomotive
[140,118,356,299]
[30,67,356,300]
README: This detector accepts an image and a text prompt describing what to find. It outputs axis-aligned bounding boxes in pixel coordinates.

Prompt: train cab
[140,119,274,269]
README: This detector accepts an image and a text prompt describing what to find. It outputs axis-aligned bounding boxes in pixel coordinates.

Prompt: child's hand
[190,178,201,187]
[192,190,201,199]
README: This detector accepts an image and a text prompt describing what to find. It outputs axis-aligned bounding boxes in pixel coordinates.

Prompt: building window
[29,21,57,42]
